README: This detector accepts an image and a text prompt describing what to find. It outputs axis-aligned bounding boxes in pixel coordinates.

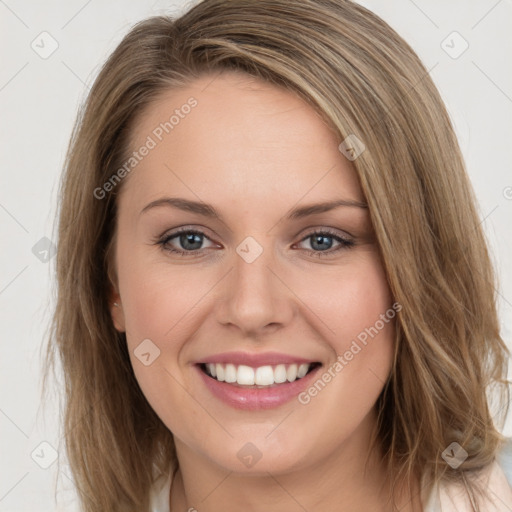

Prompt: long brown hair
[43,1,511,510]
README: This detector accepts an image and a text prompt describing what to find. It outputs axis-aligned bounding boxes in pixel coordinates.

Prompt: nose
[216,239,295,337]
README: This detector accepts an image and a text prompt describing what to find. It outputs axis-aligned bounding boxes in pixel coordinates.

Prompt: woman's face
[110,71,396,475]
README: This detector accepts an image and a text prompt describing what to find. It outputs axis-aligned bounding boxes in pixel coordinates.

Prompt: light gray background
[1,0,511,510]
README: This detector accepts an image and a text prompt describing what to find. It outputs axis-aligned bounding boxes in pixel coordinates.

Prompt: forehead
[119,71,364,217]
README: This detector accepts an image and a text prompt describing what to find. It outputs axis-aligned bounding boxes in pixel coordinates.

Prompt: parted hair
[44,1,511,511]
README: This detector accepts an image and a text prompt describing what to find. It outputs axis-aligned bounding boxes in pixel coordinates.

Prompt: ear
[109,288,126,333]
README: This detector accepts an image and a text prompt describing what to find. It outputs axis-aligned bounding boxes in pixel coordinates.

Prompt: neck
[169,414,423,512]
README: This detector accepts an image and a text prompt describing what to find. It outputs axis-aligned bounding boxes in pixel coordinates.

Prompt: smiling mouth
[199,362,322,388]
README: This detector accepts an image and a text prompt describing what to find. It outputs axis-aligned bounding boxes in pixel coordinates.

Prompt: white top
[150,438,512,511]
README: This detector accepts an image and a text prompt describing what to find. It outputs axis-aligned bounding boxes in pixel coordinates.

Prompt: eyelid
[156,226,352,244]
[294,228,355,255]
[296,225,354,241]
[158,226,219,249]
[158,224,353,241]
[154,225,355,259]
[158,225,217,242]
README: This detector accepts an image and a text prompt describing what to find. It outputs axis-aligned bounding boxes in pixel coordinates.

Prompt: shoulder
[149,469,172,512]
[423,437,512,512]
[496,436,512,488]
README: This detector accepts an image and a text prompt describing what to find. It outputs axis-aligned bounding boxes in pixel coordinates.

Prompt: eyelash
[154,227,355,259]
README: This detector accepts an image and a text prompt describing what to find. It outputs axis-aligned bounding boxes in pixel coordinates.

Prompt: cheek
[335,263,393,350]
[297,251,394,350]
[292,252,395,408]
[117,260,205,429]
[116,248,219,413]
[117,245,212,346]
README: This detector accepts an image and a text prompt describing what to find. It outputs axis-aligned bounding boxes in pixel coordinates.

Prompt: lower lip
[196,364,322,410]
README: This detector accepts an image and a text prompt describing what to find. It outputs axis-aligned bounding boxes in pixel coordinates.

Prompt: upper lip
[196,351,319,367]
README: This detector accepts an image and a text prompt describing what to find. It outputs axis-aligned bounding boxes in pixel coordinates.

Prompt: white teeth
[255,366,274,385]
[216,364,225,382]
[286,364,298,382]
[204,362,315,386]
[237,365,255,385]
[274,364,287,384]
[224,363,237,383]
[297,363,309,378]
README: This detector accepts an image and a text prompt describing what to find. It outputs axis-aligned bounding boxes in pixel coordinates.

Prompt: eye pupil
[180,233,203,250]
[311,234,333,251]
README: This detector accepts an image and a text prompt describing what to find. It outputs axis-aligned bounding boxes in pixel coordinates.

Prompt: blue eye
[156,228,215,257]
[155,227,355,258]
[297,230,355,257]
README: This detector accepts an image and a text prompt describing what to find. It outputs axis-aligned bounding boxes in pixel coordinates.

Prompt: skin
[110,71,423,511]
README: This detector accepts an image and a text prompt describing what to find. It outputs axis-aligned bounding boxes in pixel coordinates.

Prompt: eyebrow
[140,196,368,221]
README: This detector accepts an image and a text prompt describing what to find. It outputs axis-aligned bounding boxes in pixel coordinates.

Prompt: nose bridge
[219,234,292,333]
[235,240,274,298]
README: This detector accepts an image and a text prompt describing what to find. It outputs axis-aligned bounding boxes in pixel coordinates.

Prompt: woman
[44,1,512,511]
